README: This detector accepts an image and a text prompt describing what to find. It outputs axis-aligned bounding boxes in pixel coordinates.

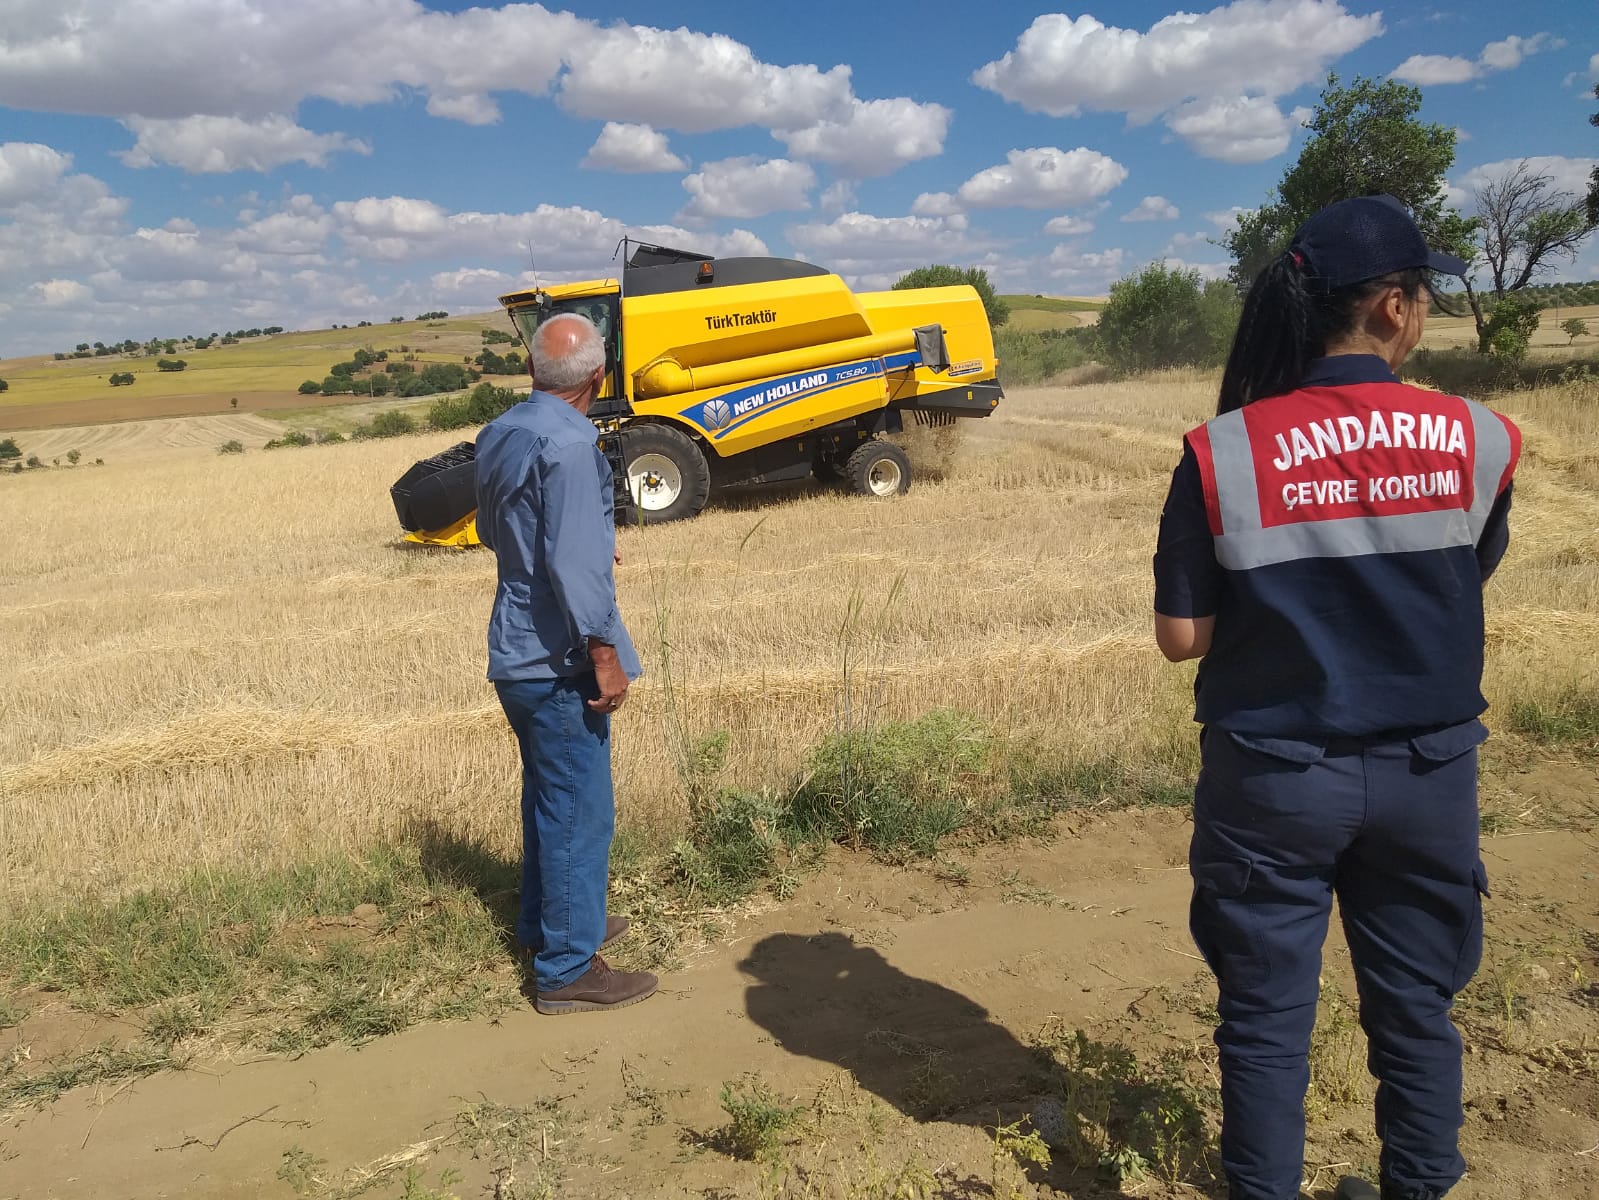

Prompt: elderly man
[474,312,657,1015]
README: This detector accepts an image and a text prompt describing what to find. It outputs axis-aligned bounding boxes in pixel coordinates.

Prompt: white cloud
[973,1,1381,161]
[0,174,774,354]
[956,146,1128,210]
[786,210,998,284]
[428,267,522,304]
[1393,31,1563,85]
[580,123,688,173]
[557,22,852,134]
[1045,244,1127,289]
[1044,215,1095,236]
[1391,55,1480,86]
[234,195,332,257]
[29,278,92,307]
[0,0,579,124]
[1165,95,1292,163]
[1451,157,1599,211]
[1158,256,1232,282]
[1205,206,1253,231]
[0,142,73,207]
[677,157,816,221]
[1289,105,1314,127]
[820,181,857,214]
[330,193,768,266]
[1477,33,1562,71]
[0,1,945,175]
[911,192,963,217]
[118,115,370,173]
[1164,230,1214,253]
[776,97,951,178]
[1121,195,1179,222]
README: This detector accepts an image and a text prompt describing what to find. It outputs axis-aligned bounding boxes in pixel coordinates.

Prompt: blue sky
[1,0,1595,358]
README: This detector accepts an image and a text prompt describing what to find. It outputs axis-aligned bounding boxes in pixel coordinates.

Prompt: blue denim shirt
[475,393,641,682]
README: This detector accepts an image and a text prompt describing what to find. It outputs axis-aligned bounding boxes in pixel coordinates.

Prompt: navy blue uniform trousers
[1190,720,1489,1200]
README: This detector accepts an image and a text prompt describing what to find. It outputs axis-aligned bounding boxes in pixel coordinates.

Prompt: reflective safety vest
[1184,372,1520,737]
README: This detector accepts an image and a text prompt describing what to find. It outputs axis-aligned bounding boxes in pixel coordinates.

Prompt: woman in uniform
[1152,195,1519,1200]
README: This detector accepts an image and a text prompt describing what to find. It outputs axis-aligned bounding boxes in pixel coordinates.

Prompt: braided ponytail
[1217,252,1316,414]
[1216,255,1435,415]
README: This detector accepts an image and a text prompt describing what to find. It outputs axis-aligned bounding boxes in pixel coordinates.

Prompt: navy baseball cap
[1289,194,1468,291]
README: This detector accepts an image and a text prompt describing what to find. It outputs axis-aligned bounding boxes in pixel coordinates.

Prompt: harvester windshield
[508,293,617,351]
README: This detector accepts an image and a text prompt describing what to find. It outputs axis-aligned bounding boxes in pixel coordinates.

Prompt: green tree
[108,372,135,386]
[156,358,187,372]
[298,380,322,394]
[1562,316,1589,344]
[0,378,7,393]
[892,265,1009,329]
[321,374,354,395]
[1224,75,1474,290]
[0,438,19,460]
[1095,263,1239,374]
[1480,293,1541,365]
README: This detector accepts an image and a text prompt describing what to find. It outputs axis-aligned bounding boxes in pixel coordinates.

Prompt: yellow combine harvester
[391,243,1002,542]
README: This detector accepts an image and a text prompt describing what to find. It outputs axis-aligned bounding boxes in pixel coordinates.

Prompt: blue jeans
[495,673,614,991]
[1191,722,1488,1200]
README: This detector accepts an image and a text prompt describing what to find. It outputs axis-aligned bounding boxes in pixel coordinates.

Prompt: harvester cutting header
[391,242,1004,543]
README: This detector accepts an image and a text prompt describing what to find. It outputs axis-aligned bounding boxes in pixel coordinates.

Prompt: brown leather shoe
[517,914,629,960]
[535,954,658,1015]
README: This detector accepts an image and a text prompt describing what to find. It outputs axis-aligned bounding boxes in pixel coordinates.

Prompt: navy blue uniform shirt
[1154,354,1515,737]
[475,393,641,683]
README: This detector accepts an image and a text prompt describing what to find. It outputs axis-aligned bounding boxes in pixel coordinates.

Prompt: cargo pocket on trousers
[1449,860,1490,994]
[1189,856,1270,991]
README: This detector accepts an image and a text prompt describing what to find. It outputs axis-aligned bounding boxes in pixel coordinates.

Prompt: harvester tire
[621,423,711,524]
[845,439,912,498]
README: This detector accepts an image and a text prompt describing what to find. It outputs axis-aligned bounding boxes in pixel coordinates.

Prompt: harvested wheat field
[1,375,1597,1200]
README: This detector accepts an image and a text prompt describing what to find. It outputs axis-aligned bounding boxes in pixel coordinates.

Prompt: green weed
[1508,688,1599,754]
[718,1075,807,1161]
[1,1040,176,1108]
[1033,1023,1216,1187]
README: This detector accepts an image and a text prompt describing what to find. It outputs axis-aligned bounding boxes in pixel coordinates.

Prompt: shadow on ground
[740,931,1044,1124]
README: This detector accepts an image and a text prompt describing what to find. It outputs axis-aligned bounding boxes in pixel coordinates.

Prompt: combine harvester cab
[394,243,1002,543]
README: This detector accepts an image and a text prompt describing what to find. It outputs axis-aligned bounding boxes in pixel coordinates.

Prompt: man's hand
[587,640,629,714]
[614,549,622,566]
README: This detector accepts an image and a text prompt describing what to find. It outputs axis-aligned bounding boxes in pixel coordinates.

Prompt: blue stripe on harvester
[679,359,886,440]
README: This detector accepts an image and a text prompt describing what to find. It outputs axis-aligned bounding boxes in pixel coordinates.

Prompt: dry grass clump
[0,369,1594,905]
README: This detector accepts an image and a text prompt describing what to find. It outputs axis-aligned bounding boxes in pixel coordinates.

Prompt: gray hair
[529,312,605,391]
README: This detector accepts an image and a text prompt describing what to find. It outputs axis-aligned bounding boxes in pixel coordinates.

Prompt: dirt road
[4,758,1596,1200]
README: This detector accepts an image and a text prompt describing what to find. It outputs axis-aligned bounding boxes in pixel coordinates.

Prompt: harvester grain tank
[391,243,1003,543]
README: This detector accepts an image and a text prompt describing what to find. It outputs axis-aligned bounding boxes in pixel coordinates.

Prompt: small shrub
[0,438,19,460]
[155,358,187,372]
[263,430,316,450]
[993,327,1095,384]
[787,709,999,859]
[717,1075,805,1160]
[66,449,80,465]
[25,455,42,468]
[319,430,345,444]
[297,380,321,394]
[1478,293,1541,357]
[218,440,245,455]
[109,371,136,386]
[353,410,418,440]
